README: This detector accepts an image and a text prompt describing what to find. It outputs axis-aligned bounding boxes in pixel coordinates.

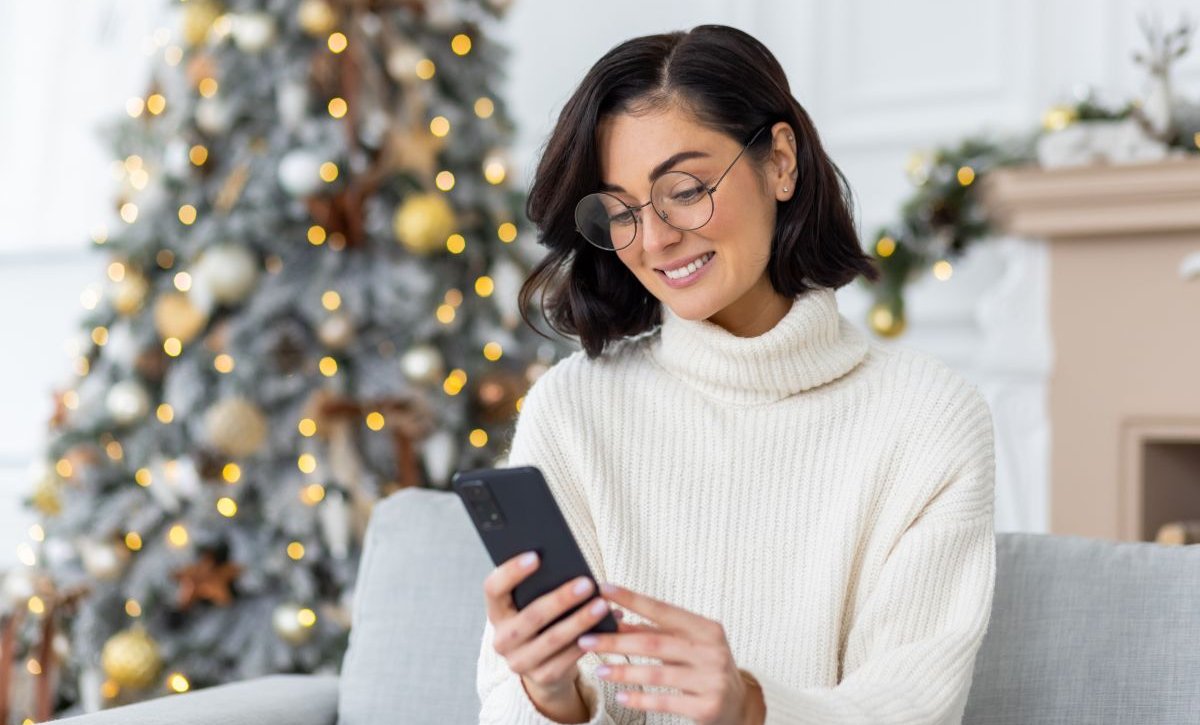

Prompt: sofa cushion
[337,487,491,725]
[964,532,1200,724]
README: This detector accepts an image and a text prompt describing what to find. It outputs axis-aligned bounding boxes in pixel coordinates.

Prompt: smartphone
[452,465,618,636]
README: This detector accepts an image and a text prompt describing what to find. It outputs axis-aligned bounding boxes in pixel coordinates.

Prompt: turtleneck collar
[648,287,869,406]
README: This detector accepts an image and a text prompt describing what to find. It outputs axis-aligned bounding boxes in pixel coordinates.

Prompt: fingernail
[578,634,597,648]
[519,552,538,568]
[595,665,611,677]
[616,691,629,704]
[599,582,617,595]
[573,577,592,595]
[590,599,608,615]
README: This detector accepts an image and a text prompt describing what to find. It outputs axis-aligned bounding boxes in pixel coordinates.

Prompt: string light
[216,497,238,517]
[125,599,142,617]
[469,429,488,447]
[198,78,218,97]
[483,342,502,361]
[300,483,326,505]
[444,289,463,306]
[91,326,109,345]
[222,463,241,483]
[328,97,348,119]
[214,354,235,373]
[484,158,506,184]
[933,260,954,281]
[120,203,139,224]
[28,524,44,542]
[167,524,189,547]
[178,204,197,225]
[55,458,73,478]
[430,116,450,137]
[126,98,145,117]
[189,145,208,166]
[435,171,455,190]
[163,337,182,357]
[287,542,305,560]
[435,304,456,324]
[298,418,317,437]
[450,33,471,55]
[321,290,341,310]
[173,271,192,291]
[135,468,152,486]
[365,411,385,430]
[956,166,975,186]
[307,225,327,245]
[319,162,339,182]
[125,532,143,551]
[17,544,35,567]
[297,608,317,627]
[328,32,347,53]
[475,276,494,297]
[146,94,167,115]
[297,453,317,473]
[497,222,517,242]
[446,234,466,254]
[168,673,190,693]
[156,403,174,423]
[26,659,42,675]
[474,97,494,118]
[415,58,435,79]
[443,369,467,395]
[319,356,338,376]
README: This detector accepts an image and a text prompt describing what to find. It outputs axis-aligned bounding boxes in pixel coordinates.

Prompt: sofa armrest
[46,674,338,725]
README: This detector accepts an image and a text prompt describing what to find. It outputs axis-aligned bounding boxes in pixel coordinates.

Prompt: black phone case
[452,465,618,635]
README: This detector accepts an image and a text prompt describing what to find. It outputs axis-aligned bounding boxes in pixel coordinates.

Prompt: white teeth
[664,252,713,279]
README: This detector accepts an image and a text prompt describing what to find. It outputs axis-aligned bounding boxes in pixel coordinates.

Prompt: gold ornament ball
[111,272,150,316]
[31,471,63,516]
[393,193,457,255]
[204,397,269,459]
[101,627,162,690]
[298,0,337,36]
[182,0,223,46]
[868,303,906,338]
[272,602,315,645]
[154,292,209,344]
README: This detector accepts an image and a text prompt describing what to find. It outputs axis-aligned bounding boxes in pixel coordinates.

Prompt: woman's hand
[578,582,765,724]
[482,551,613,720]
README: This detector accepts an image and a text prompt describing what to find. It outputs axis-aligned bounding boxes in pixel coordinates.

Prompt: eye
[608,209,636,226]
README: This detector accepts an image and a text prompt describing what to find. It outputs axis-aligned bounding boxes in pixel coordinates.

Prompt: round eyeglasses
[574,124,770,251]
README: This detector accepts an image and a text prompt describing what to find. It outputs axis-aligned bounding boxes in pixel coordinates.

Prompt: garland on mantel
[860,15,1199,337]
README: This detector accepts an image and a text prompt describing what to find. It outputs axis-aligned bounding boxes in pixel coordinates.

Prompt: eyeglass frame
[574,122,773,251]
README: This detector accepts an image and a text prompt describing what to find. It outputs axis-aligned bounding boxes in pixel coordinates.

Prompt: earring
[783,186,789,192]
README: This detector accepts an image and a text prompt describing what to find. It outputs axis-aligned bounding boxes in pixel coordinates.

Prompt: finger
[595,662,717,697]
[599,583,715,639]
[577,631,698,665]
[483,551,540,622]
[508,594,610,673]
[613,688,712,720]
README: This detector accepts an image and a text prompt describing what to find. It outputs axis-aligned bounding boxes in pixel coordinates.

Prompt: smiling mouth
[657,252,715,279]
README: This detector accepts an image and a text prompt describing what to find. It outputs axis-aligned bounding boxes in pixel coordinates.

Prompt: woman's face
[595,106,798,336]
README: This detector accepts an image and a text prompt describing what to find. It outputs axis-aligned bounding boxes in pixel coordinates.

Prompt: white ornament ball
[400,344,444,384]
[276,81,310,131]
[193,244,259,306]
[273,602,315,645]
[2,569,34,606]
[82,542,124,581]
[106,380,151,425]
[318,314,355,350]
[195,97,233,134]
[277,149,325,197]
[231,13,276,52]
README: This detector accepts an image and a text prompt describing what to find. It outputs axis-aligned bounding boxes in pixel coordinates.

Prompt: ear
[770,122,798,199]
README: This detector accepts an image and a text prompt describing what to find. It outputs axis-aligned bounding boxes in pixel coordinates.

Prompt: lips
[656,252,713,273]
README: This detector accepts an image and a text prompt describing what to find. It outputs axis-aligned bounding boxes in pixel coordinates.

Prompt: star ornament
[172,552,243,609]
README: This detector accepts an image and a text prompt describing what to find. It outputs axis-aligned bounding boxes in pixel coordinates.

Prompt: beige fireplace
[983,157,1200,541]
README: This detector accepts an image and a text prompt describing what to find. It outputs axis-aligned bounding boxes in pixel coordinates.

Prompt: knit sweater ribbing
[477,287,996,724]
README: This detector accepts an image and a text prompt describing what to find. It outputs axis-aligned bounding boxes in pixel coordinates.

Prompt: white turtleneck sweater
[476,287,996,725]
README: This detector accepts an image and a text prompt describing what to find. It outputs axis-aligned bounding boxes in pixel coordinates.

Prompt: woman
[477,24,995,725]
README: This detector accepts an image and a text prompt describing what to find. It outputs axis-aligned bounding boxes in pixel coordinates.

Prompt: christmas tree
[0,0,565,720]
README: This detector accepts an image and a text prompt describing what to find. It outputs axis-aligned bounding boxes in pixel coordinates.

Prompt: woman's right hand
[484,551,612,710]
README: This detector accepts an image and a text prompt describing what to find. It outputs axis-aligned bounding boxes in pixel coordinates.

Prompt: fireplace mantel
[982,156,1200,541]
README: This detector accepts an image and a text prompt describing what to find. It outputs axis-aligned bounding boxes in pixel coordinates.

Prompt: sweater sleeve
[745,384,997,724]
[476,363,618,725]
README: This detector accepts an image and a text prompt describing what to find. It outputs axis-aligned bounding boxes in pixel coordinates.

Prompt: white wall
[3,0,1199,566]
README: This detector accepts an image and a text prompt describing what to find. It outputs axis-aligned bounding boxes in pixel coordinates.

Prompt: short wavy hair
[518,24,879,359]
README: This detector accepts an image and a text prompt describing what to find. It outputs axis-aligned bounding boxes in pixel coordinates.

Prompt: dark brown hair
[518,24,879,359]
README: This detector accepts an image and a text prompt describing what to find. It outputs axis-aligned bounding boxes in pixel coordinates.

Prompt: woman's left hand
[577,582,765,725]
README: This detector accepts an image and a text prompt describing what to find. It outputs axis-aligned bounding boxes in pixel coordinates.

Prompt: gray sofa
[50,487,1200,725]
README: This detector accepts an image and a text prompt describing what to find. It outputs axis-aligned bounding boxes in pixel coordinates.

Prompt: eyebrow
[598,150,711,193]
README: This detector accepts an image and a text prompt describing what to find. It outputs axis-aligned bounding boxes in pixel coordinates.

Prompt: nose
[638,205,682,256]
